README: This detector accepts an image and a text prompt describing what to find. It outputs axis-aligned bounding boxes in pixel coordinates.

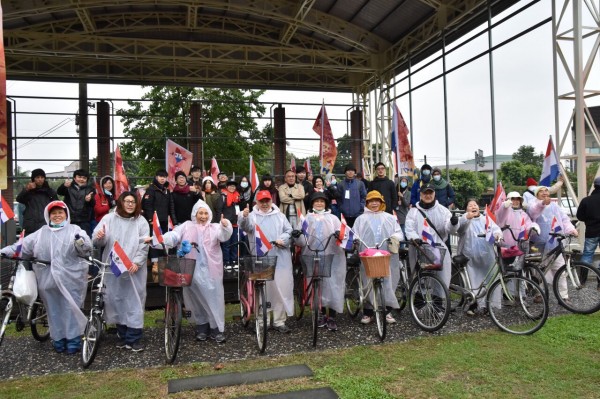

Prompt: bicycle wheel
[395,261,409,312]
[238,274,250,327]
[164,289,182,364]
[311,279,320,347]
[553,262,600,314]
[294,270,306,320]
[373,280,387,341]
[0,296,12,347]
[409,272,450,332]
[255,284,268,353]
[345,267,362,318]
[449,263,466,312]
[30,301,50,342]
[81,313,103,368]
[523,263,548,299]
[487,276,548,335]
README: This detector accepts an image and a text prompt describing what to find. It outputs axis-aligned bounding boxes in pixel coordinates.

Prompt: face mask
[240,182,249,189]
[50,221,66,228]
[433,175,441,182]
[400,182,407,188]
[422,170,431,176]
[331,177,336,185]
[104,189,112,196]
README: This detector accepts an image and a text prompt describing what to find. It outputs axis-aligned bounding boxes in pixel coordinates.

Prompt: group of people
[5,159,597,355]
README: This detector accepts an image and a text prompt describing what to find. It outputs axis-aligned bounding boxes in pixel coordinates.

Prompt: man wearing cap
[405,183,459,288]
[172,170,201,224]
[278,169,306,228]
[57,168,96,236]
[576,177,600,276]
[17,168,58,235]
[410,163,433,206]
[523,176,564,206]
[336,163,367,227]
[368,162,398,214]
[239,190,294,333]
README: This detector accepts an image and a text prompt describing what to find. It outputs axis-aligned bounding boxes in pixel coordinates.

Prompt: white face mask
[400,182,408,188]
[240,182,249,189]
[433,175,441,182]
[422,170,431,176]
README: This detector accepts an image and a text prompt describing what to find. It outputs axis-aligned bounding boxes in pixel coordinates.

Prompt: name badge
[235,205,240,215]
[345,190,350,199]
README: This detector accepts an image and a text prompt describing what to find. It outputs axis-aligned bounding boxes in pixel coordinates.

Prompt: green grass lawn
[1,311,599,399]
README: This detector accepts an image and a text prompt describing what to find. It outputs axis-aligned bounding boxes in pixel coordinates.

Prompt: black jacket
[142,179,177,231]
[171,187,201,224]
[299,180,314,211]
[577,188,600,238]
[368,176,399,214]
[57,182,95,224]
[16,184,57,235]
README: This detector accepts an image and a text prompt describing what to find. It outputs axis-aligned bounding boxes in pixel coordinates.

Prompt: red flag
[391,103,415,178]
[249,156,260,192]
[489,182,506,216]
[0,7,6,189]
[312,105,337,174]
[152,211,164,246]
[166,139,193,188]
[304,159,312,176]
[114,145,130,198]
[290,157,296,173]
[93,176,104,202]
[210,157,220,184]
[0,191,15,223]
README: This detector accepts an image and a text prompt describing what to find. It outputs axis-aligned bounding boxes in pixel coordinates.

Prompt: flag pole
[321,99,324,175]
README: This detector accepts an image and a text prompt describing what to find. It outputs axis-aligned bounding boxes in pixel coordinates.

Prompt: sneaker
[385,314,397,324]
[195,332,208,341]
[116,339,128,349]
[66,347,80,355]
[360,315,372,325]
[126,342,144,352]
[317,315,328,328]
[273,324,291,333]
[326,318,338,331]
[53,339,66,353]
[210,333,226,343]
[466,309,475,316]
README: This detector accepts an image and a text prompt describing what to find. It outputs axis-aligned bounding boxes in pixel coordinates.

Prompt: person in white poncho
[239,190,294,333]
[293,192,346,332]
[1,201,92,354]
[93,192,149,351]
[158,199,233,343]
[353,190,404,325]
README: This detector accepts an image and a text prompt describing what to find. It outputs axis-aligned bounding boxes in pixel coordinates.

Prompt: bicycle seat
[452,254,470,268]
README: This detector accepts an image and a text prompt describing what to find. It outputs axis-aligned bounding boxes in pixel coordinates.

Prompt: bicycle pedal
[183,310,192,318]
[266,302,272,309]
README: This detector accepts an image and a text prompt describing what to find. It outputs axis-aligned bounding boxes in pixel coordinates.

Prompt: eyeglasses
[123,200,136,204]
[376,167,385,170]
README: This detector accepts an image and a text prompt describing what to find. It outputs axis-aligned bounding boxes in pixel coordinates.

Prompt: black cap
[310,191,329,207]
[174,171,186,180]
[420,183,435,193]
[31,168,46,181]
[421,164,432,171]
[226,180,237,187]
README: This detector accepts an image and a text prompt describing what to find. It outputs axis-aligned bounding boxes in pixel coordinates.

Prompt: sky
[6,0,600,176]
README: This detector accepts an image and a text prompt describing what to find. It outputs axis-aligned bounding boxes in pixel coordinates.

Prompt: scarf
[431,176,448,190]
[173,184,190,194]
[224,190,240,207]
[418,201,435,210]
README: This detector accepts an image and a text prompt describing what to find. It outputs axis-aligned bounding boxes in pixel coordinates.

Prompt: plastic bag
[13,263,38,306]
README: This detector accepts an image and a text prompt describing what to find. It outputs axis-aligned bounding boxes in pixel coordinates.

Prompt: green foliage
[116,86,269,183]
[512,145,543,167]
[447,169,491,208]
[498,160,541,192]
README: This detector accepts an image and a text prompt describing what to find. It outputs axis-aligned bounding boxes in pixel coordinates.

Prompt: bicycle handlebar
[295,232,338,253]
[1,254,50,265]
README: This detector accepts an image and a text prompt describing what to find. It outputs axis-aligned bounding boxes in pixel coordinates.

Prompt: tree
[512,145,543,167]
[498,160,541,192]
[447,169,491,209]
[117,86,269,182]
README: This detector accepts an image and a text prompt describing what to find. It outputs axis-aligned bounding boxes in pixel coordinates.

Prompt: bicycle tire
[395,260,409,313]
[523,263,548,299]
[238,274,250,327]
[449,263,466,312]
[81,313,103,368]
[553,262,600,314]
[487,275,548,335]
[164,289,182,364]
[373,280,387,341]
[294,270,306,321]
[30,301,50,342]
[311,279,320,347]
[408,272,450,333]
[255,284,268,353]
[0,296,12,347]
[344,267,362,318]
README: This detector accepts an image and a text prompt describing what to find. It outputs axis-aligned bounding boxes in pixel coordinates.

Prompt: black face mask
[419,200,434,209]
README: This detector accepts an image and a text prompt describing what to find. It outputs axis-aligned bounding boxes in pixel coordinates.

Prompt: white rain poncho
[404,200,458,287]
[456,214,501,308]
[294,211,346,313]
[1,202,91,341]
[238,203,294,319]
[162,200,232,332]
[93,212,149,329]
[495,205,536,247]
[353,208,404,308]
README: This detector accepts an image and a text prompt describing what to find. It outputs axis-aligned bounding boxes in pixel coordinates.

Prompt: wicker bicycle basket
[240,256,278,281]
[360,255,391,278]
[417,244,446,271]
[158,257,196,287]
[301,254,334,278]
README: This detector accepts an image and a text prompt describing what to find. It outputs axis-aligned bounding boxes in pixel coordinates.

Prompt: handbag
[13,262,38,306]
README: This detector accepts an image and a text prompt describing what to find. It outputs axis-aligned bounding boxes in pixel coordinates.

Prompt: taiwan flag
[109,241,133,277]
[421,219,436,244]
[255,224,272,256]
[336,214,355,251]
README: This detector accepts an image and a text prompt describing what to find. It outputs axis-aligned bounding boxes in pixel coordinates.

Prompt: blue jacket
[337,178,367,218]
[410,178,455,208]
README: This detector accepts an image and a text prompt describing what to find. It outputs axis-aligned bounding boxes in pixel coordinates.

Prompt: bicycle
[449,232,549,335]
[0,255,50,347]
[235,241,279,353]
[524,232,600,314]
[293,231,336,347]
[79,255,111,368]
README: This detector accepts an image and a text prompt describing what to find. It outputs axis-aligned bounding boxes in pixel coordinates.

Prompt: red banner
[166,139,193,187]
[391,103,415,179]
[114,145,130,198]
[0,6,7,189]
[312,105,337,175]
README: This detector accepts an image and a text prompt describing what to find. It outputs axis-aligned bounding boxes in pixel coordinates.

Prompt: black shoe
[210,332,226,343]
[126,342,144,352]
[273,324,291,333]
[116,339,127,349]
[195,332,208,341]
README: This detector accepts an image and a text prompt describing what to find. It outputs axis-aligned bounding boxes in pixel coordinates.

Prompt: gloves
[503,199,511,208]
[74,234,85,247]
[177,240,192,257]
[291,230,303,238]
[450,213,458,226]
[333,230,341,239]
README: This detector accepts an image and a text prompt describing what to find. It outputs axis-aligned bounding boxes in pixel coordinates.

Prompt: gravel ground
[0,297,571,380]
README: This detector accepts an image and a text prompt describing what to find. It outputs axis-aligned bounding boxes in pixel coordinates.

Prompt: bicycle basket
[158,257,196,287]
[359,249,391,278]
[240,256,277,281]
[416,244,446,271]
[301,254,334,278]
